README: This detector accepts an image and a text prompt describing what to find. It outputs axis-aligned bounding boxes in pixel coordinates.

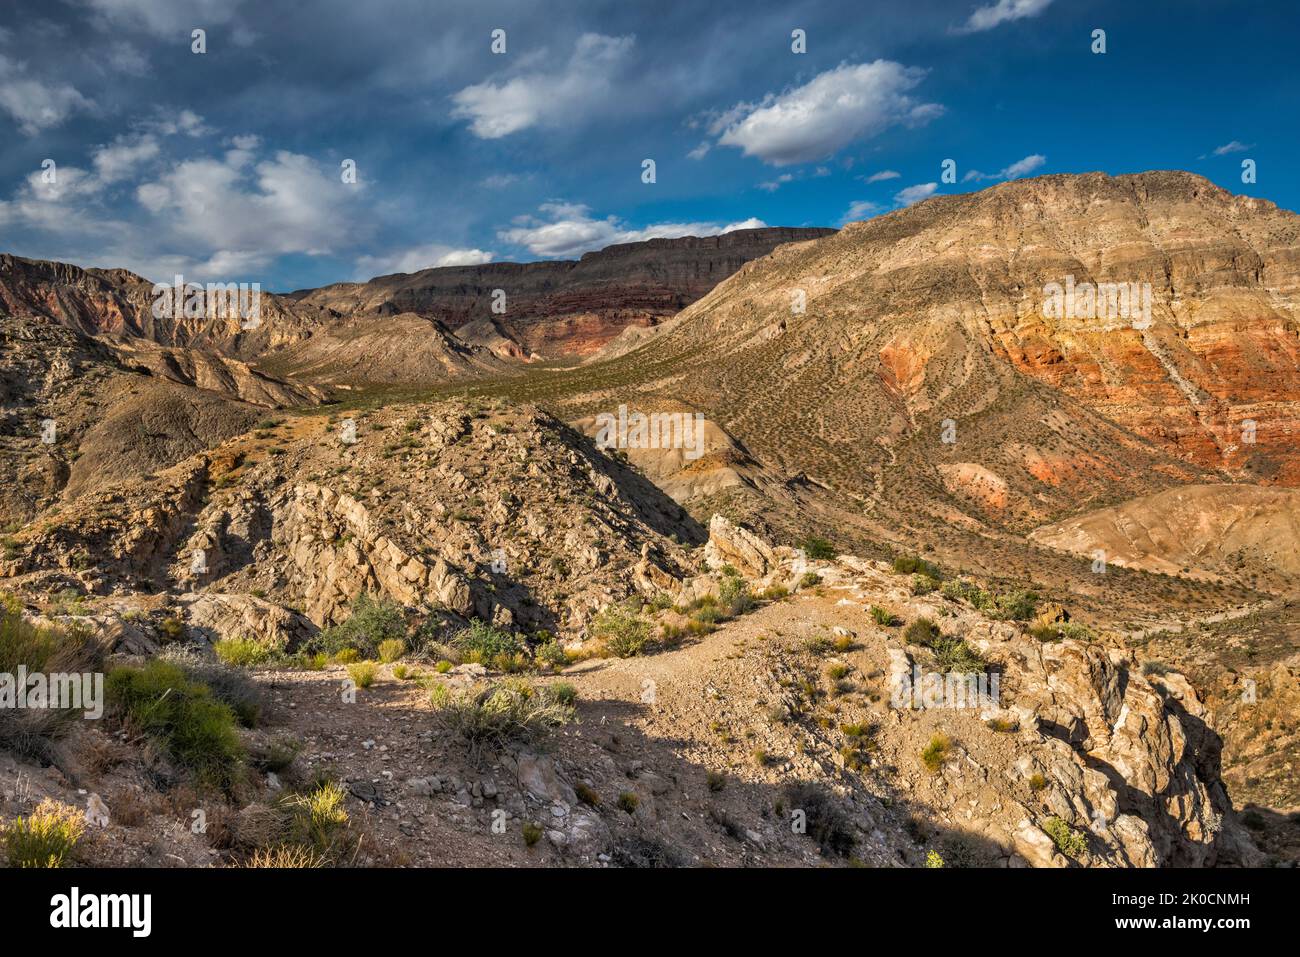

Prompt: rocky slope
[290,228,836,359]
[0,517,1263,868]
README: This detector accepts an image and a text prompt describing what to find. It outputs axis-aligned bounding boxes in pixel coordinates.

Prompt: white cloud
[840,200,883,224]
[963,153,1046,182]
[759,173,795,192]
[894,182,938,206]
[954,0,1053,34]
[0,54,95,134]
[356,244,494,278]
[1213,140,1252,155]
[82,0,246,37]
[499,202,766,258]
[713,61,943,166]
[865,169,900,183]
[92,134,160,183]
[140,107,210,137]
[451,33,633,139]
[687,141,711,161]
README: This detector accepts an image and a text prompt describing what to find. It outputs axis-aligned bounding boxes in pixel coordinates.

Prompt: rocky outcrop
[702,514,777,577]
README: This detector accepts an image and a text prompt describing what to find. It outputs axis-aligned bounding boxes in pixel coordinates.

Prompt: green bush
[107,660,245,790]
[3,799,85,867]
[282,782,353,863]
[870,605,897,626]
[158,646,266,727]
[592,603,652,658]
[452,619,523,661]
[1042,817,1087,857]
[311,594,406,658]
[346,661,377,688]
[921,732,953,773]
[377,639,406,663]
[214,637,275,667]
[718,572,755,617]
[892,555,942,578]
[799,536,837,560]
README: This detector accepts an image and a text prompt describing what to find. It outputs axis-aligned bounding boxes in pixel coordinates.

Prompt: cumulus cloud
[954,0,1053,34]
[451,33,633,139]
[499,202,765,258]
[0,54,95,134]
[711,61,943,166]
[92,134,161,183]
[840,200,883,224]
[356,244,494,278]
[962,153,1046,182]
[135,148,363,262]
[894,182,938,206]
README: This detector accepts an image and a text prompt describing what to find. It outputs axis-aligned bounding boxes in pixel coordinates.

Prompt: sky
[0,0,1294,291]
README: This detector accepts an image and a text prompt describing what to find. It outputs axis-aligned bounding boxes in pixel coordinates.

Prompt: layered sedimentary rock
[291,228,836,358]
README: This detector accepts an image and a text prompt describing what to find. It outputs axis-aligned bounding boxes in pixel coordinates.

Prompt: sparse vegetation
[799,536,836,560]
[3,799,85,868]
[921,732,953,773]
[214,637,275,667]
[311,593,406,659]
[431,679,574,760]
[377,638,407,663]
[1042,816,1087,857]
[106,660,246,790]
[592,601,652,658]
[346,661,378,688]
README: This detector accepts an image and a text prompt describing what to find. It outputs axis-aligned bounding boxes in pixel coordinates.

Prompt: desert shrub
[799,536,837,560]
[1028,773,1048,791]
[870,605,897,626]
[892,555,942,579]
[332,647,359,664]
[903,617,940,645]
[921,732,953,773]
[431,679,574,760]
[392,664,409,680]
[1141,660,1173,677]
[986,716,1019,733]
[377,639,406,663]
[243,844,326,868]
[910,574,940,595]
[3,799,85,867]
[1042,817,1087,857]
[609,834,688,868]
[250,737,300,774]
[798,571,822,589]
[545,682,577,707]
[106,660,245,790]
[213,637,275,668]
[282,782,353,863]
[925,849,945,868]
[617,792,640,814]
[706,770,727,792]
[452,619,523,660]
[927,635,986,675]
[575,782,600,806]
[783,783,855,857]
[159,645,265,727]
[592,602,652,658]
[826,663,851,681]
[534,639,567,669]
[941,579,1038,621]
[758,584,789,601]
[311,594,406,658]
[718,571,754,616]
[346,661,377,689]
[434,659,453,674]
[522,822,543,847]
[0,599,105,763]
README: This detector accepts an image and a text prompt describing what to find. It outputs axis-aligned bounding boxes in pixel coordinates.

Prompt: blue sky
[0,0,1294,291]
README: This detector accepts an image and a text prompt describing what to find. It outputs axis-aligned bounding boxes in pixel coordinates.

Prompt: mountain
[521,173,1299,532]
[289,227,836,359]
